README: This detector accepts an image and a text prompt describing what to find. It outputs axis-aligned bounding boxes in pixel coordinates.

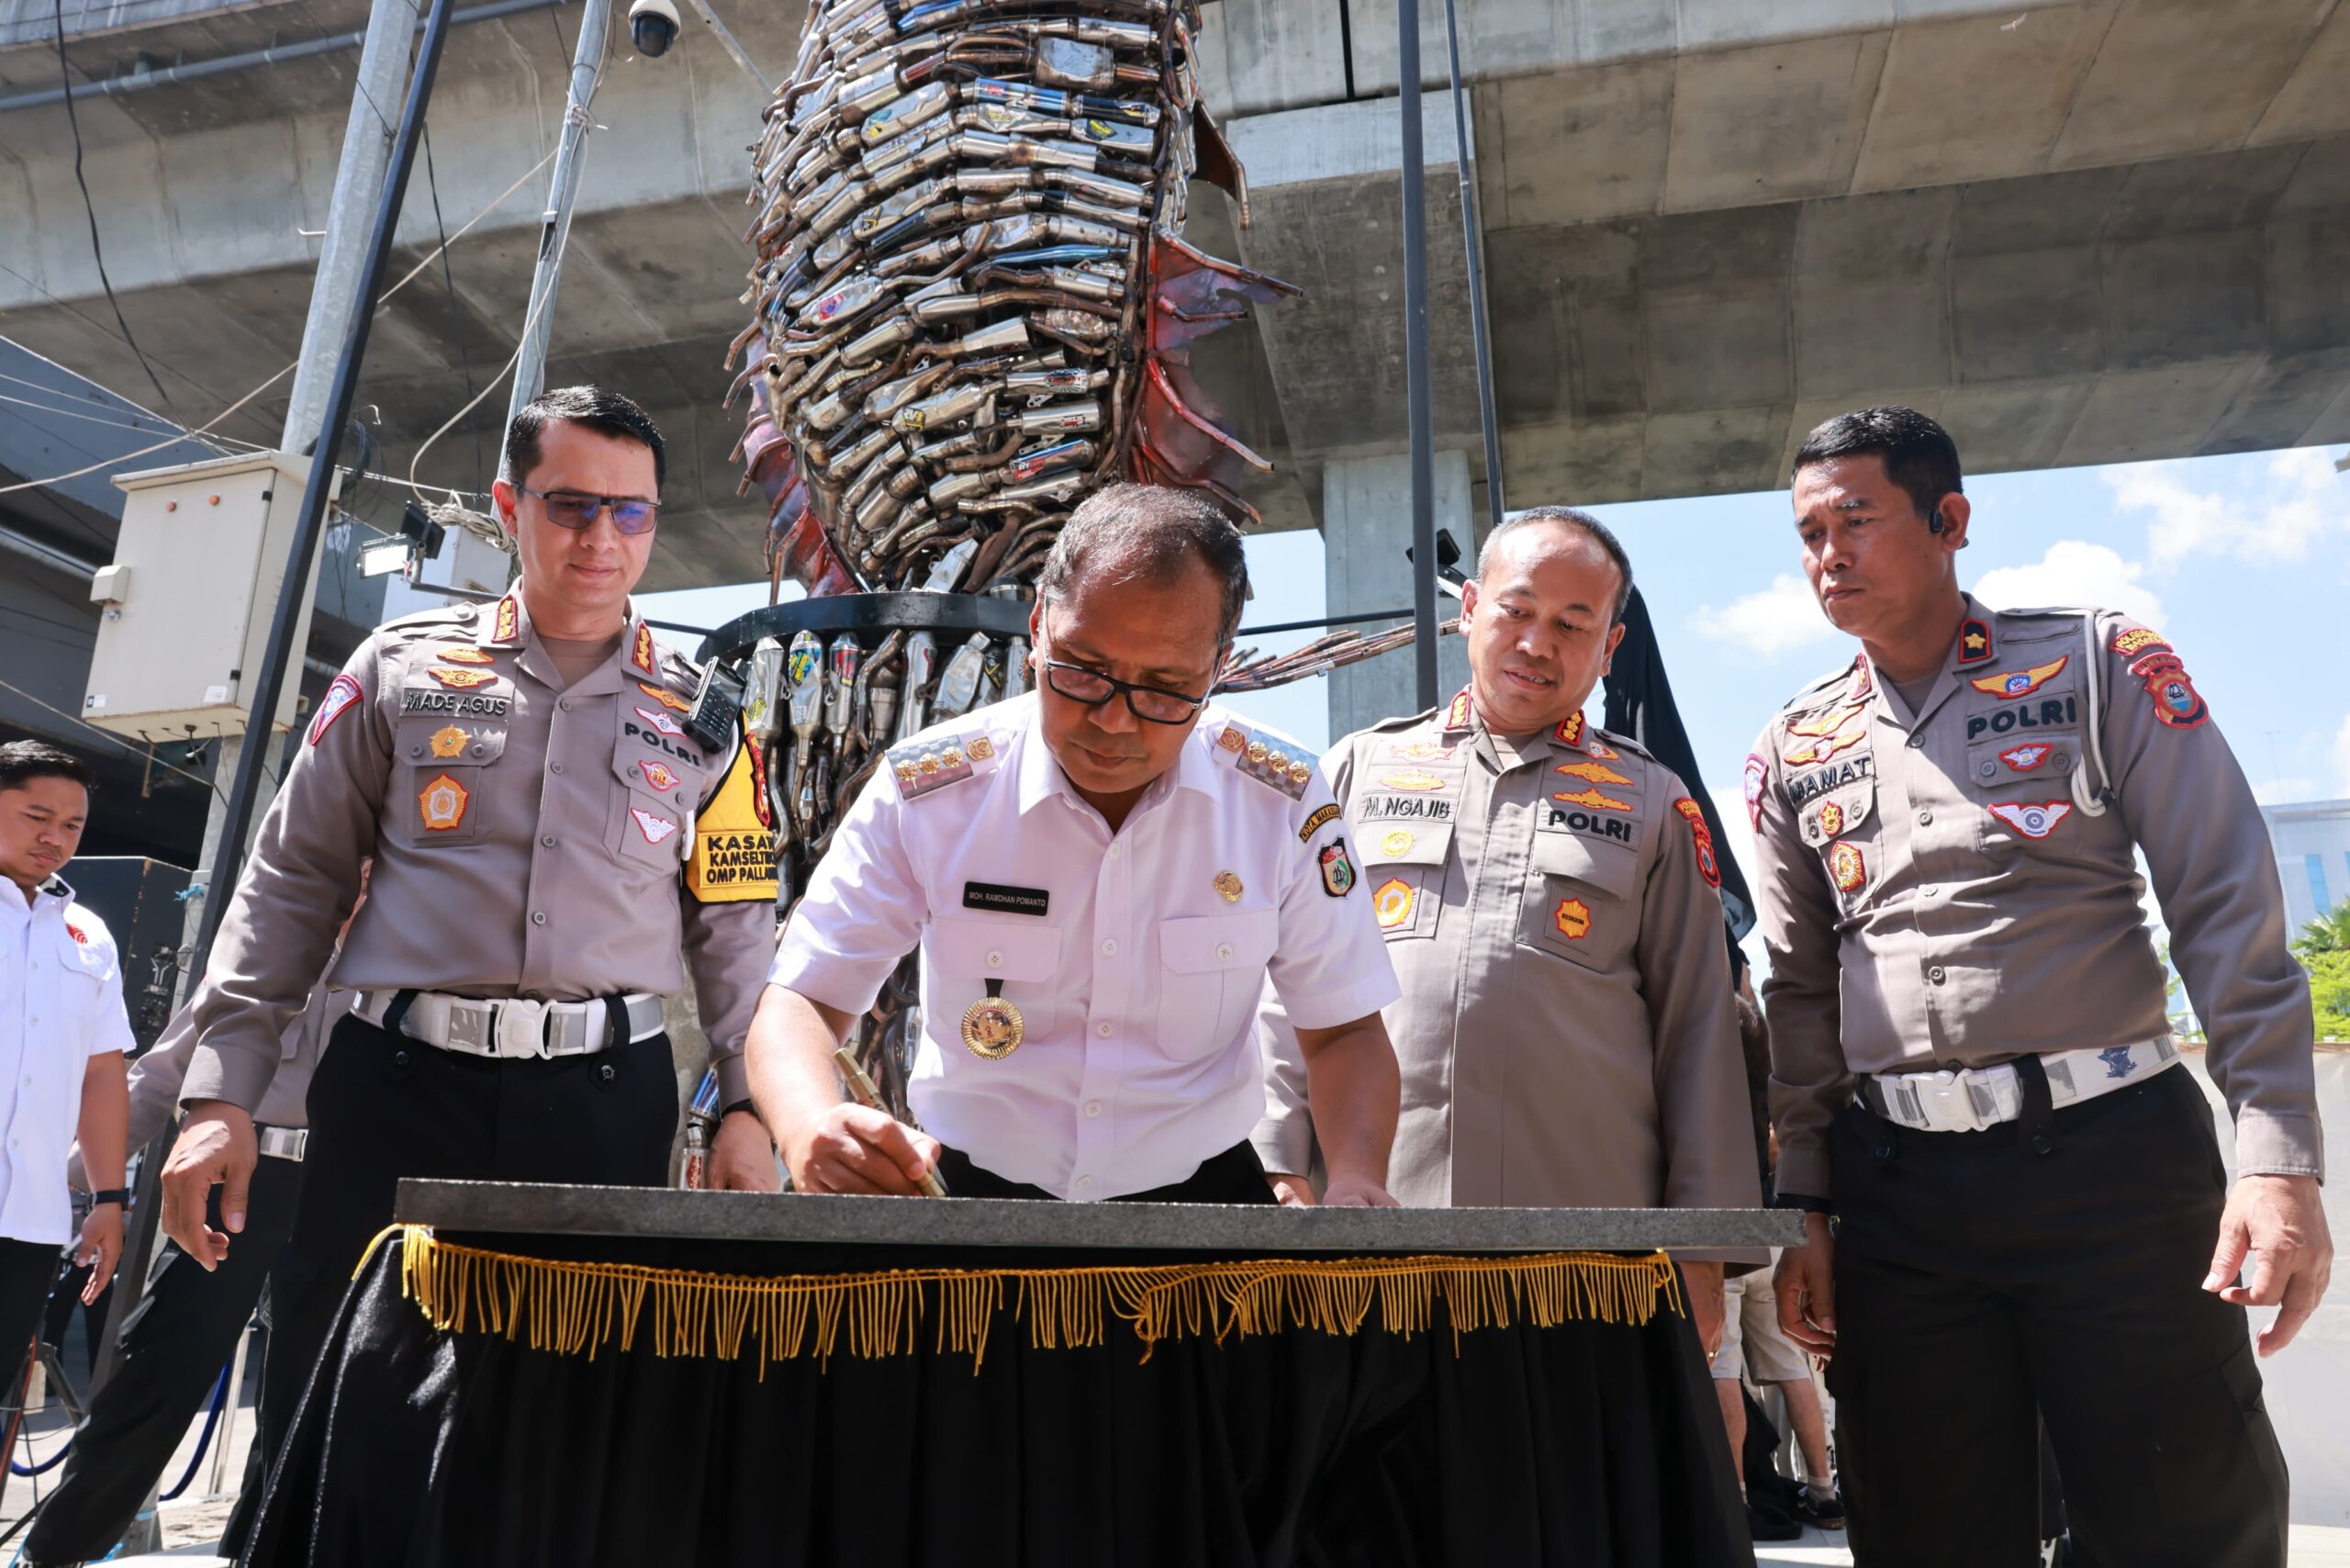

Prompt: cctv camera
[629,0,679,58]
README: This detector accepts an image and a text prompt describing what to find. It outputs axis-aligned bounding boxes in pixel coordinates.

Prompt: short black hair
[1477,506,1635,625]
[503,385,666,492]
[1038,484,1251,643]
[1793,405,1963,524]
[0,741,92,795]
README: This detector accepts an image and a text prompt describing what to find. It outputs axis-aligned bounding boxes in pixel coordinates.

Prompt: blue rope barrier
[158,1360,231,1502]
[8,1432,72,1477]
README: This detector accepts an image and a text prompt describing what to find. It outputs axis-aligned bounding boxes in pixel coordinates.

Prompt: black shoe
[1746,1500,1803,1542]
[1794,1487,1847,1529]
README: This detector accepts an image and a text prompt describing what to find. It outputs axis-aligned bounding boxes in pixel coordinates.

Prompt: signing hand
[1775,1212,1838,1357]
[708,1109,783,1193]
[1266,1170,1317,1207]
[2205,1173,2334,1357]
[1318,1171,1399,1208]
[160,1103,256,1271]
[783,1102,942,1196]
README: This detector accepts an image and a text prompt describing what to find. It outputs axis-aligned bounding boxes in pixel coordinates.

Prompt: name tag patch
[964,881,1050,917]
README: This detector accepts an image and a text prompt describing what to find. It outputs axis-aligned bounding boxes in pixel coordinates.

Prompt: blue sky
[644,444,2350,911]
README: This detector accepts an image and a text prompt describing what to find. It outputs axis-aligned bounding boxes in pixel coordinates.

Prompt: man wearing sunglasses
[749,483,1403,1206]
[153,386,783,1518]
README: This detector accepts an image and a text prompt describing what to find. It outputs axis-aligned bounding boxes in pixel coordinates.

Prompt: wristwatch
[89,1189,131,1208]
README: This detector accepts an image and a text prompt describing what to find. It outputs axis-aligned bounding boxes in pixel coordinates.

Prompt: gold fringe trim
[372,1226,1685,1375]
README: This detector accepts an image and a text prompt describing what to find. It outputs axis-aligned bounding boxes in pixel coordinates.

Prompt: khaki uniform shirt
[1253,691,1762,1236]
[182,589,779,1113]
[1750,597,2322,1201]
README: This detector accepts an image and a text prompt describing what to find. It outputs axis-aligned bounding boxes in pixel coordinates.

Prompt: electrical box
[82,452,339,741]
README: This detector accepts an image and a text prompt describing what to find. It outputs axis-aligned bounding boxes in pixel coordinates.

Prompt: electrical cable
[50,0,170,409]
[0,258,232,409]
[420,123,487,498]
[0,674,233,804]
[0,145,558,499]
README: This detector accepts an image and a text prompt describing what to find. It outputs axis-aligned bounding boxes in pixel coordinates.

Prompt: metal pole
[682,0,769,94]
[188,0,461,987]
[1397,0,1438,710]
[501,0,612,455]
[1441,0,1504,536]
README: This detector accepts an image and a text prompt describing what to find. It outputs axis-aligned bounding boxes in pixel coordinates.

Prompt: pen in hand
[833,1046,949,1198]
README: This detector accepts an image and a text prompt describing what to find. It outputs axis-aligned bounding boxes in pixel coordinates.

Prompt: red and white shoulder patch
[308,674,364,746]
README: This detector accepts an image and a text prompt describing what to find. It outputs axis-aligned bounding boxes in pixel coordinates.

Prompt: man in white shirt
[0,741,129,1401]
[750,485,1403,1204]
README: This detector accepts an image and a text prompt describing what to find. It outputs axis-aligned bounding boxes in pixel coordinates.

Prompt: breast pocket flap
[1530,829,1636,899]
[394,715,509,767]
[929,917,1063,981]
[1801,782,1875,847]
[1360,821,1453,867]
[1160,910,1279,975]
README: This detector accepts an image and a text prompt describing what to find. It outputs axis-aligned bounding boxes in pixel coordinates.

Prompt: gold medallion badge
[960,994,1026,1059]
[1214,869,1244,903]
[429,724,468,758]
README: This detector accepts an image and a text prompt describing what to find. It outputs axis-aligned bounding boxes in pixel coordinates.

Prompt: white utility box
[82,452,338,741]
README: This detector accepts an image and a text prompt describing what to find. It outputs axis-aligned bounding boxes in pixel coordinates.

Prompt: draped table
[243,1182,1801,1568]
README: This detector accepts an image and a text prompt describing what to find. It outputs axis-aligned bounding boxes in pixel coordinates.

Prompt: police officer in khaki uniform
[157,386,783,1507]
[1751,406,2331,1567]
[1255,508,1762,1338]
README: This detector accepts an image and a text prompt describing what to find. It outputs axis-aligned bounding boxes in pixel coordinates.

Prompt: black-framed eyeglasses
[1040,658,1212,725]
[518,486,661,536]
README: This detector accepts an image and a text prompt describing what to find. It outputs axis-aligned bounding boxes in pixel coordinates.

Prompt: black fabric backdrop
[242,1233,1751,1568]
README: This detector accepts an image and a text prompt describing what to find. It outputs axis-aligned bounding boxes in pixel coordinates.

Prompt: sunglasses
[518,486,661,536]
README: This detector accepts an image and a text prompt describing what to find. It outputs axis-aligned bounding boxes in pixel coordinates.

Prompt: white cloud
[2252,777,2319,806]
[1691,573,1837,655]
[1970,540,2167,628]
[2103,449,2348,568]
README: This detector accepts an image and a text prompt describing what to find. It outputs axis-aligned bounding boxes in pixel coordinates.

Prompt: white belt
[352,991,665,1060]
[255,1126,308,1162]
[1861,1036,2181,1135]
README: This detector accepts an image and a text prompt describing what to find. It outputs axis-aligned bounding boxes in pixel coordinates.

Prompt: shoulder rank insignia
[1828,840,1865,893]
[1222,722,1310,800]
[890,736,980,798]
[1956,617,1994,665]
[428,666,498,690]
[1556,758,1634,787]
[637,681,692,713]
[630,623,659,676]
[1673,798,1722,889]
[1443,688,1474,732]
[437,647,495,666]
[309,674,364,747]
[2109,625,2170,659]
[2131,651,2209,729]
[419,773,471,832]
[1554,711,1585,748]
[489,594,520,645]
[1987,801,2073,839]
[1968,655,2067,700]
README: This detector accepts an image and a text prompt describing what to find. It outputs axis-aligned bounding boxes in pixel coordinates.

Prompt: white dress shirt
[0,876,133,1246]
[772,694,1399,1200]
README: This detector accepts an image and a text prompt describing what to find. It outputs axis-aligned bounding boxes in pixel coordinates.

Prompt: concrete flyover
[3,0,2346,721]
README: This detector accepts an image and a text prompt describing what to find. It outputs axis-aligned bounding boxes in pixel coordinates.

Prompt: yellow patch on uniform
[1967,655,2068,700]
[1782,722,1869,768]
[1379,828,1414,857]
[1553,898,1592,941]
[1786,700,1867,740]
[631,623,658,675]
[1551,786,1632,812]
[437,647,494,666]
[1584,741,1619,761]
[1553,712,1585,748]
[491,595,520,644]
[1555,759,1634,787]
[1374,878,1416,931]
[687,726,780,904]
[1376,768,1449,792]
[1388,740,1453,762]
[1299,802,1341,843]
[1217,725,1246,754]
[1818,801,1844,836]
[1444,689,1473,731]
[428,667,497,689]
[2109,626,2169,658]
[428,725,468,759]
[418,773,470,832]
[1214,870,1244,903]
[1829,841,1866,893]
[637,682,692,713]
[968,735,996,762]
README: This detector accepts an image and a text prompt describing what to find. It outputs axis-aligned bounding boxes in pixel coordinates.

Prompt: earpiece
[1927,506,1945,535]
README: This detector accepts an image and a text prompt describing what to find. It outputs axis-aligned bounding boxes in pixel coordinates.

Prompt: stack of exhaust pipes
[711,0,1302,1127]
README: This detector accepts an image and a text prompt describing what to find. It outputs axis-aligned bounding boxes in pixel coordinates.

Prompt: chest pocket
[607,708,713,871]
[392,714,507,847]
[928,917,1064,1047]
[1156,908,1279,1063]
[1359,820,1451,941]
[48,924,111,1037]
[1519,831,1638,974]
[1800,779,1876,849]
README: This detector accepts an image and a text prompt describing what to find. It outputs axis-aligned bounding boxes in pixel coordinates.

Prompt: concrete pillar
[1320,450,1474,742]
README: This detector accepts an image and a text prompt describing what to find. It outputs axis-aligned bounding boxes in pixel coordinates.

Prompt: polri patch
[1299,802,1341,843]
[428,666,498,690]
[638,681,691,713]
[1374,878,1415,930]
[630,807,679,846]
[1998,742,2054,772]
[965,881,1049,917]
[1553,898,1592,941]
[1742,753,1768,829]
[1673,797,1721,889]
[309,674,364,746]
[1552,786,1631,812]
[1829,841,1865,893]
[2132,652,2208,729]
[639,759,679,793]
[1319,838,1358,898]
[1987,801,2072,839]
[419,773,470,832]
[1968,655,2067,700]
[633,705,686,737]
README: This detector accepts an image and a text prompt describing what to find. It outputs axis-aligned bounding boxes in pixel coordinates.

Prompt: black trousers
[0,1237,61,1416]
[937,1139,1279,1204]
[1827,1062,2289,1568]
[25,1157,300,1563]
[232,1013,677,1551]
